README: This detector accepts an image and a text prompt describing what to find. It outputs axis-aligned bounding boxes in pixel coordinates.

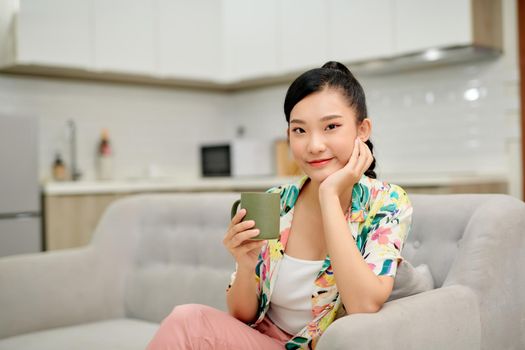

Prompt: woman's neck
[301,177,320,209]
[301,177,353,214]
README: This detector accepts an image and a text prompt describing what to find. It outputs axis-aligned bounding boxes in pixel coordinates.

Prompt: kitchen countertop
[43,176,304,195]
[42,173,508,196]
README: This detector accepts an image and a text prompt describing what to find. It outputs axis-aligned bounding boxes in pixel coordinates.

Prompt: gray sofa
[0,192,524,349]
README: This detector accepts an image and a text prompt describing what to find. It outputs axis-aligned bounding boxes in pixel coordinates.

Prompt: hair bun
[321,61,351,76]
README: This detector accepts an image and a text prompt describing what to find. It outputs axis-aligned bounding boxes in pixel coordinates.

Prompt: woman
[147,61,413,350]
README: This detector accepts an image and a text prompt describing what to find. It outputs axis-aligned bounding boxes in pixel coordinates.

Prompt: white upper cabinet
[157,0,222,81]
[327,0,394,63]
[278,0,329,73]
[0,0,18,67]
[93,0,156,75]
[222,0,279,82]
[17,0,92,68]
[4,0,501,87]
[394,0,472,55]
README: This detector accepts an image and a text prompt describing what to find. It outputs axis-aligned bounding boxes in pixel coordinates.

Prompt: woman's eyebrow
[290,115,343,125]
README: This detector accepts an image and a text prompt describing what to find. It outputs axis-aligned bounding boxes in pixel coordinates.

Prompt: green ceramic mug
[230,192,280,240]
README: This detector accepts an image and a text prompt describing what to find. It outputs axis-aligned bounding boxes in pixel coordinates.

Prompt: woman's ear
[358,119,372,142]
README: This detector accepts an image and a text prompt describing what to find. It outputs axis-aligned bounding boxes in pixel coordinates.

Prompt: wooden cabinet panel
[44,193,126,250]
[404,182,507,195]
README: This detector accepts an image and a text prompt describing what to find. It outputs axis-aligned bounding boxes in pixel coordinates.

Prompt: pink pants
[146,304,293,350]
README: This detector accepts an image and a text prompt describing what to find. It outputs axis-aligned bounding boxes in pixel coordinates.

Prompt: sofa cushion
[0,318,158,350]
[387,259,434,302]
[123,193,238,322]
[125,264,232,323]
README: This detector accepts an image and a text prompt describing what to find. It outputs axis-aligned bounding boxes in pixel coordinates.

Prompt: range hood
[226,45,503,90]
[351,46,502,75]
[349,45,502,77]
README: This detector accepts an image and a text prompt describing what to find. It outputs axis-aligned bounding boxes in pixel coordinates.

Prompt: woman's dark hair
[284,61,376,179]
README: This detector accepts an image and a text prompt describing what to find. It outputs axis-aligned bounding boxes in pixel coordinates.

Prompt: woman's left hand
[319,138,373,198]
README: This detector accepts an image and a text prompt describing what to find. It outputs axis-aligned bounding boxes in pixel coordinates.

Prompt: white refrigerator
[0,114,42,257]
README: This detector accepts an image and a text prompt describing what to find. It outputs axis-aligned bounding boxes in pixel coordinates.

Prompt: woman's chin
[302,168,335,183]
[299,159,343,180]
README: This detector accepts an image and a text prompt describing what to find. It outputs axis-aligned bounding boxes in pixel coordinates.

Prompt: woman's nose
[307,134,326,154]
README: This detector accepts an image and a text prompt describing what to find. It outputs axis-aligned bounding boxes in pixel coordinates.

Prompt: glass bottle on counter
[96,128,114,180]
[52,151,67,181]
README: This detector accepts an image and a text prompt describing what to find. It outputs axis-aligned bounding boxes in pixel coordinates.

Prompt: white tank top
[267,253,325,335]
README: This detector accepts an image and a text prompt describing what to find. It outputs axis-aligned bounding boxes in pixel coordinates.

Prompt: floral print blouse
[228,174,413,349]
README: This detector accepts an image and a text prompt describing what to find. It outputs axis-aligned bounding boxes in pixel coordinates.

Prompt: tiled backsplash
[362,60,518,176]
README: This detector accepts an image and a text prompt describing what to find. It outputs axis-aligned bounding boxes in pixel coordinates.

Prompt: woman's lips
[308,158,333,168]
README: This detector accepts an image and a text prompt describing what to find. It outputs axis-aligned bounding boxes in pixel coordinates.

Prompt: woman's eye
[292,128,304,134]
[326,124,340,131]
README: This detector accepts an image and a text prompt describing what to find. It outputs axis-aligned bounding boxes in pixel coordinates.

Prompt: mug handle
[231,199,241,219]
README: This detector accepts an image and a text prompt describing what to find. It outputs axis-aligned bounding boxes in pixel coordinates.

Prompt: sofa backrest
[121,193,239,323]
[108,191,520,322]
[403,193,521,288]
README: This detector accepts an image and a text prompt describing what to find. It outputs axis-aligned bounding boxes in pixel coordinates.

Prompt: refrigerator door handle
[0,212,40,220]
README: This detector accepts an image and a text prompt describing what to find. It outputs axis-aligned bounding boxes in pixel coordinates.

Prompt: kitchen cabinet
[328,0,394,63]
[278,0,329,73]
[226,0,393,81]
[44,193,126,250]
[403,182,507,195]
[394,0,501,55]
[222,0,279,82]
[157,0,222,82]
[16,0,92,68]
[2,0,502,89]
[93,0,156,75]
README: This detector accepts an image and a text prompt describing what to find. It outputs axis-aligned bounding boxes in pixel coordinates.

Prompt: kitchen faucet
[67,119,82,181]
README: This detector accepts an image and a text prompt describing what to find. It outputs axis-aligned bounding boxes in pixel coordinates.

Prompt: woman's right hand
[223,208,266,272]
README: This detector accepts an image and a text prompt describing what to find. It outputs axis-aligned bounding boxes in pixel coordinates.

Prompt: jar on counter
[52,152,68,181]
[96,128,114,180]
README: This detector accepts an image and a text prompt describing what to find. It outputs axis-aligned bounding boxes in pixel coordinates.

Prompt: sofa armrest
[0,246,124,339]
[316,285,481,350]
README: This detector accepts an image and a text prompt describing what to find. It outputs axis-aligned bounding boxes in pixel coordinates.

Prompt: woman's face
[288,88,370,184]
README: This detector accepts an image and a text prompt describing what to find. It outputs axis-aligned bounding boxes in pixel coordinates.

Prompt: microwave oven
[200,139,274,177]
